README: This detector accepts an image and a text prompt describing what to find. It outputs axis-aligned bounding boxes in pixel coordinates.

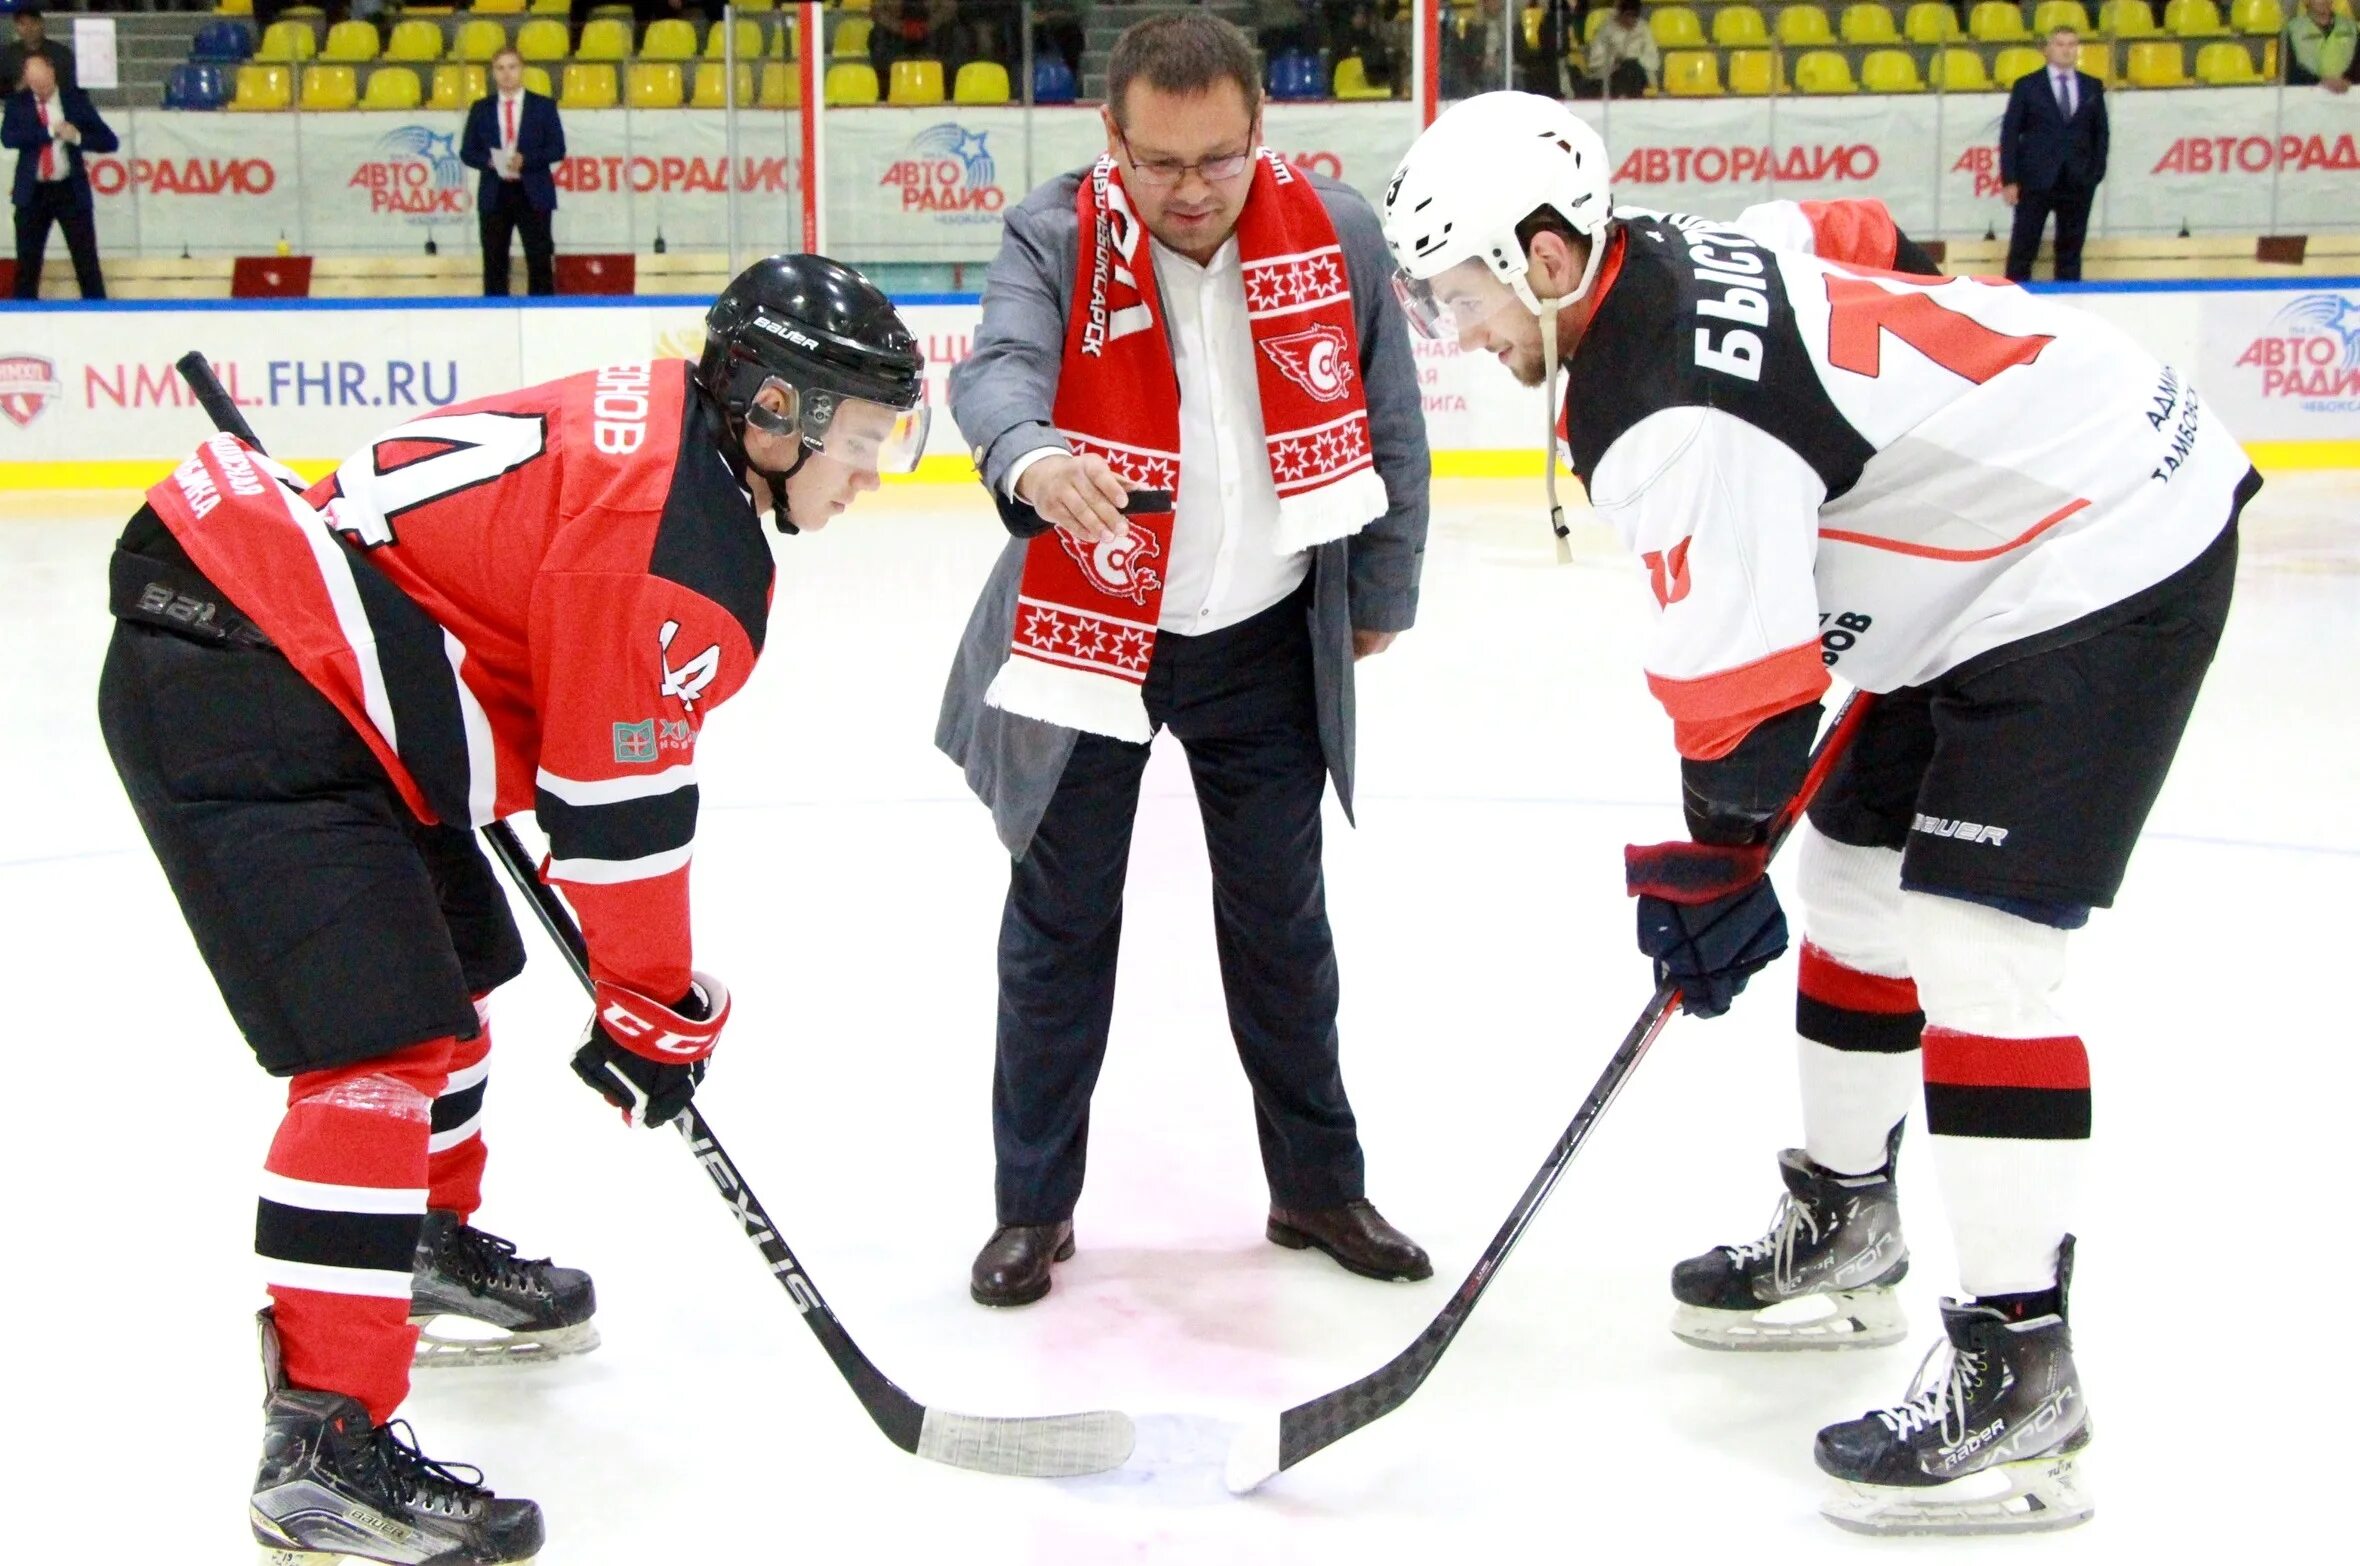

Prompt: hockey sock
[1903,891,2088,1300]
[1793,828,1919,1176]
[259,1036,453,1425]
[426,996,492,1222]
[1970,1284,2065,1322]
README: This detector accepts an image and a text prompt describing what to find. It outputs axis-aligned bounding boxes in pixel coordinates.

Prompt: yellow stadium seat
[2078,38,2116,79]
[1652,6,1707,45]
[2099,0,2162,34]
[1795,48,1859,90]
[1663,48,1724,93]
[515,19,569,61]
[228,62,293,110]
[1992,44,2045,82]
[887,57,944,104]
[641,18,699,60]
[773,17,800,58]
[735,0,777,11]
[1714,6,1771,43]
[1728,47,1785,92]
[2165,0,2231,32]
[453,20,507,63]
[1904,1,1962,37]
[2032,1,2092,31]
[1841,3,1901,41]
[531,0,571,12]
[1861,46,1926,87]
[361,65,422,110]
[825,61,880,104]
[1968,2,2031,39]
[2124,39,2190,80]
[560,62,619,109]
[321,20,378,62]
[280,3,325,15]
[428,63,487,110]
[217,0,254,16]
[841,0,872,10]
[957,60,1015,103]
[1777,5,1837,44]
[523,65,552,96]
[473,0,526,13]
[1332,56,1389,99]
[2194,38,2262,76]
[832,18,873,59]
[576,19,634,62]
[758,60,802,107]
[691,62,754,106]
[1930,45,1993,86]
[2230,0,2283,32]
[254,21,317,63]
[384,20,443,63]
[1584,9,1612,42]
[706,19,764,58]
[298,63,357,110]
[627,62,683,108]
[1520,3,1543,53]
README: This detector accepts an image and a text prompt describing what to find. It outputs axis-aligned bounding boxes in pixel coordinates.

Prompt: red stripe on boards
[1921,1028,2090,1091]
[1798,942,1921,1014]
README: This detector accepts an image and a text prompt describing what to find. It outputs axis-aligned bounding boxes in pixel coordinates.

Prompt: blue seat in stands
[165,63,231,110]
[1266,49,1325,100]
[1031,54,1077,104]
[192,21,256,63]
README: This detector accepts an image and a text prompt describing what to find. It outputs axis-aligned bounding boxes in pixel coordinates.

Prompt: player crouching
[98,256,926,1564]
[1383,94,2255,1535]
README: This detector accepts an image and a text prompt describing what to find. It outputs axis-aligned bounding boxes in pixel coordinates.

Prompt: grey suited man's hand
[1015,452,1133,543]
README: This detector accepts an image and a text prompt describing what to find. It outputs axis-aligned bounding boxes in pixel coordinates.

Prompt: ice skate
[1670,1122,1908,1350]
[409,1211,599,1368]
[252,1310,543,1565]
[1814,1239,2092,1535]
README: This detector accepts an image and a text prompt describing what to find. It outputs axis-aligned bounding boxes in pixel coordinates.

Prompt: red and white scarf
[983,150,1388,742]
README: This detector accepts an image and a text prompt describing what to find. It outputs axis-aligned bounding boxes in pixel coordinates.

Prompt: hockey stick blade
[174,354,1136,1481]
[1225,693,1877,1494]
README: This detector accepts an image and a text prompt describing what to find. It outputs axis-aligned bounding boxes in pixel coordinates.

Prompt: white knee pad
[1899,890,2071,1038]
[1796,822,1910,979]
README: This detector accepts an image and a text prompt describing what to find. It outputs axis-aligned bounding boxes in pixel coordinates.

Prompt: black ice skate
[1670,1122,1908,1350]
[1814,1238,2092,1536]
[409,1211,599,1368]
[252,1310,543,1566]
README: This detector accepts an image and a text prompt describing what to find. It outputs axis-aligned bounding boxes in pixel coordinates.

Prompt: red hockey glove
[570,972,730,1129]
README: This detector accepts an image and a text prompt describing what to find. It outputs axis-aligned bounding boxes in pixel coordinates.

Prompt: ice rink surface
[6,471,2355,1564]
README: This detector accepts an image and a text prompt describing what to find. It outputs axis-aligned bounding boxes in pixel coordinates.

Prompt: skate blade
[1671,1288,1908,1352]
[409,1314,600,1369]
[261,1551,537,1566]
[1820,1446,2094,1536]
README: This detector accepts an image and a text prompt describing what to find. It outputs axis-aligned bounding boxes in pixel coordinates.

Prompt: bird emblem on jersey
[1056,525,1163,606]
[657,620,721,713]
[1259,325,1356,404]
[2272,293,2360,371]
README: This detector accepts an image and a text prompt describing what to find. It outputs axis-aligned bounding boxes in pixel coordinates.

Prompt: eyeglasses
[1117,131,1255,190]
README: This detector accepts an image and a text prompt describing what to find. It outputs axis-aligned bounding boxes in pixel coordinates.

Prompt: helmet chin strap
[740,395,814,536]
[1512,230,1609,569]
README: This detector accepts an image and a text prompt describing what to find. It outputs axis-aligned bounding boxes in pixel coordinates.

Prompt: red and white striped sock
[426,996,492,1222]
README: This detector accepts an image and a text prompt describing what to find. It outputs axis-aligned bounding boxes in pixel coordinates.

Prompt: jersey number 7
[1822,274,2054,386]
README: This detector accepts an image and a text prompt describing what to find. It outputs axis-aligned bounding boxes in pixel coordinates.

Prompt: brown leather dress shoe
[1267,1199,1433,1282]
[968,1220,1075,1308]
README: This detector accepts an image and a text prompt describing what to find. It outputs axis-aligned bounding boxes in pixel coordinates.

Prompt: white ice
[6,472,2355,1564]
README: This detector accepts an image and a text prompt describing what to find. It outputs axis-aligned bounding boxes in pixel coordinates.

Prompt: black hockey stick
[1223,691,1877,1493]
[174,351,1137,1480]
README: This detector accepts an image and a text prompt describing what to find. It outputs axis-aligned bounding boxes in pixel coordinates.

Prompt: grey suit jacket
[936,166,1432,858]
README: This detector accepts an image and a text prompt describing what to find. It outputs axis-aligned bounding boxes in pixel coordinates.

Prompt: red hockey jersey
[144,361,772,1001]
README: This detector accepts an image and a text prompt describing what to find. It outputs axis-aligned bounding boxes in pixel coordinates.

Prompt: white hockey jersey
[1560,210,2252,761]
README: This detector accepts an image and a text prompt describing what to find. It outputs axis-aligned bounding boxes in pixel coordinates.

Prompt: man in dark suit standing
[5,53,115,300]
[460,48,565,298]
[2001,27,2107,284]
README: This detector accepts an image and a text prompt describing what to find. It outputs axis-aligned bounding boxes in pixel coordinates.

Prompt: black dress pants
[13,184,105,299]
[2005,181,2094,284]
[992,585,1364,1223]
[480,182,554,298]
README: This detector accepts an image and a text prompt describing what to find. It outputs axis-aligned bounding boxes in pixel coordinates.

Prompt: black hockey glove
[1626,841,1787,1019]
[570,973,730,1129]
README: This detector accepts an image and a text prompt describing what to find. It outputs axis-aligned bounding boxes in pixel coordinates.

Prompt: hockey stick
[173,352,1137,1480]
[1223,691,1877,1494]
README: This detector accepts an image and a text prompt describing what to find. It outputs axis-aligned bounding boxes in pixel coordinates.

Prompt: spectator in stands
[5,52,113,300]
[461,48,565,299]
[2001,27,2107,284]
[1032,1,1087,74]
[2285,0,2356,91]
[1514,0,1575,96]
[1585,0,1658,98]
[2,9,75,97]
[1334,1,1401,90]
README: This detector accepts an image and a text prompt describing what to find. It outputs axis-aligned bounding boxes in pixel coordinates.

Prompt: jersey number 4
[328,412,550,549]
[1822,275,2054,385]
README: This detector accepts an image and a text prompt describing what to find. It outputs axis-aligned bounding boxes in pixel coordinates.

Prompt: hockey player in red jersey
[1383,95,2255,1534]
[98,255,928,1563]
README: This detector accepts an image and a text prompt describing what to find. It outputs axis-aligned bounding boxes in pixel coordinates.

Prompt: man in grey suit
[939,13,1432,1307]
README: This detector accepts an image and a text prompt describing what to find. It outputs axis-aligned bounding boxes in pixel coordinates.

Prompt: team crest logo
[1259,325,1356,403]
[0,354,61,428]
[1057,526,1164,606]
[658,620,721,713]
[613,720,658,764]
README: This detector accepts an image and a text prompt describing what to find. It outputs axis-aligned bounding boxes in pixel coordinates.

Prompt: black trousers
[992,586,1364,1223]
[2005,181,2095,284]
[13,184,105,300]
[480,182,554,298]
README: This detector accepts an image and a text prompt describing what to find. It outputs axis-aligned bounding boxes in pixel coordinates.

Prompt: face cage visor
[742,377,932,476]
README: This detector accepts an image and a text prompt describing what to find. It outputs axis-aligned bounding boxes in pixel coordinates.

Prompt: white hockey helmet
[1381,91,1615,337]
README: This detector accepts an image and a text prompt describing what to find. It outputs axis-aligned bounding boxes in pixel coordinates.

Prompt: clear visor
[812,395,931,476]
[1391,265,1510,343]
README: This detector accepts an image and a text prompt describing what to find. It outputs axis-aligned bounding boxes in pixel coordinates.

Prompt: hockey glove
[1626,841,1787,1020]
[569,973,730,1129]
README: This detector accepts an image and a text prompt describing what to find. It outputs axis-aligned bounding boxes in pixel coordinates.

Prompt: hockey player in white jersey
[1382,93,2255,1535]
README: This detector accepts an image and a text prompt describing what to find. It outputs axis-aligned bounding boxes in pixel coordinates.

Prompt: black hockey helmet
[697,254,929,532]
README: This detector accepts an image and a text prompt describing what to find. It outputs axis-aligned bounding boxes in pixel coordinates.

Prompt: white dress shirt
[1006,234,1309,637]
[33,92,68,182]
[2049,67,2077,118]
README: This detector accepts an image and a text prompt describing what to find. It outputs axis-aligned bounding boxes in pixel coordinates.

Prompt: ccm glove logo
[592,973,731,1062]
